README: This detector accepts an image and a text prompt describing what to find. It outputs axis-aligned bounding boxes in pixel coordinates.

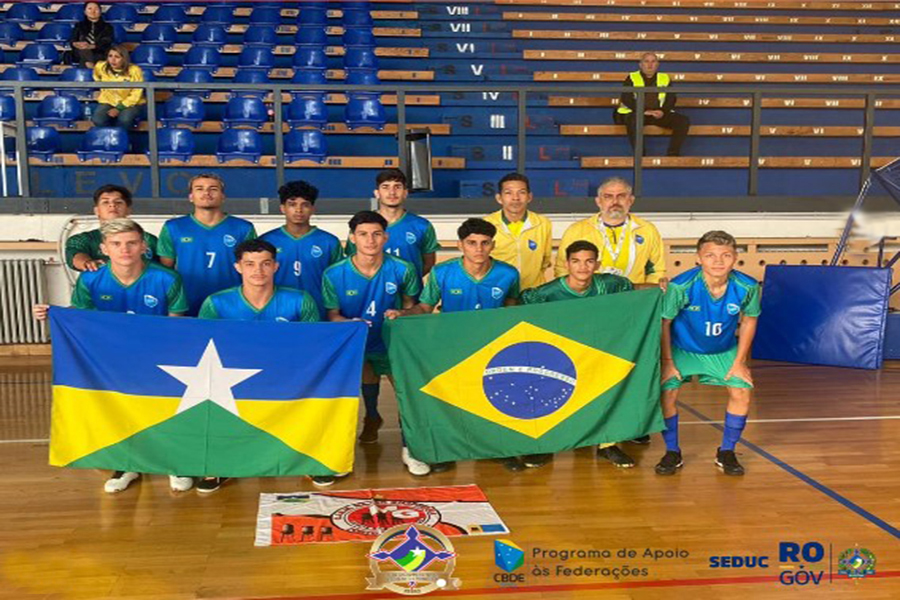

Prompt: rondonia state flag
[48,308,367,477]
[384,290,664,464]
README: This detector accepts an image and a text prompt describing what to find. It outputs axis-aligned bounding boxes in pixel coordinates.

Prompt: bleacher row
[0,0,897,198]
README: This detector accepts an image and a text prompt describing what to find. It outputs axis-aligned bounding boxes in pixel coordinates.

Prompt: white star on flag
[158,339,261,416]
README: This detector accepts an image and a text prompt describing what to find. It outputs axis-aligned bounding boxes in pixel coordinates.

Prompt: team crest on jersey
[385,282,398,295]
[223,234,237,248]
[449,288,463,295]
[635,234,644,245]
[406,232,417,244]
[143,248,153,259]
[180,237,193,243]
[275,316,289,322]
[310,245,323,258]
[143,295,159,308]
[491,287,503,300]
[726,303,741,315]
[528,240,538,251]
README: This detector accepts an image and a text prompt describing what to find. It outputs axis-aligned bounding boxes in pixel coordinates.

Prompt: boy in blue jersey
[345,168,439,281]
[655,231,761,477]
[196,239,319,493]
[33,219,193,494]
[260,180,342,319]
[388,218,520,472]
[322,211,427,476]
[158,173,257,316]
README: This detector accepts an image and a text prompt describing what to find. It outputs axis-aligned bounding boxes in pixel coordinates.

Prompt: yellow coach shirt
[554,214,666,284]
[484,210,553,290]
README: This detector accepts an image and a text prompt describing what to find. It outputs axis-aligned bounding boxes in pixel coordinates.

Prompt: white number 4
[705,321,723,336]
[206,252,216,269]
[365,301,377,317]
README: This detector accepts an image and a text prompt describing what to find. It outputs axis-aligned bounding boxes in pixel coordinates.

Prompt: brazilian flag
[48,308,367,477]
[385,289,663,463]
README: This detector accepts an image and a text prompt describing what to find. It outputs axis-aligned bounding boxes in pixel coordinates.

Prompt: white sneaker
[104,471,139,493]
[169,475,194,492]
[402,447,431,476]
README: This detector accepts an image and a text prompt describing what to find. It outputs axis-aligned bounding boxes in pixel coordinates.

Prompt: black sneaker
[655,450,683,475]
[627,435,652,445]
[522,453,552,468]
[358,416,383,444]
[715,448,745,476]
[196,477,229,494]
[596,445,635,468]
[499,457,525,472]
[430,461,456,473]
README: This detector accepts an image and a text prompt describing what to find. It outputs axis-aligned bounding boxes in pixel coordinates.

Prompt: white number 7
[206,252,216,269]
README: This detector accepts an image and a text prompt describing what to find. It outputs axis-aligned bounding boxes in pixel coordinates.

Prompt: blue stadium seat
[293,47,327,69]
[201,6,234,27]
[346,69,380,86]
[285,129,327,163]
[192,24,228,48]
[0,23,25,46]
[343,27,375,48]
[0,96,15,121]
[36,23,74,45]
[223,97,269,129]
[26,126,61,161]
[344,47,378,70]
[345,93,385,130]
[292,69,328,86]
[59,67,95,99]
[243,25,278,47]
[131,45,169,72]
[56,3,85,24]
[297,8,328,28]
[174,68,214,98]
[17,44,61,69]
[160,95,205,128]
[286,95,327,129]
[6,4,41,26]
[141,23,178,48]
[250,7,281,26]
[34,95,82,128]
[183,46,220,72]
[216,128,262,163]
[295,27,327,47]
[154,127,195,162]
[238,47,275,72]
[78,127,129,163]
[112,24,128,44]
[0,67,40,98]
[140,67,157,82]
[342,9,373,28]
[104,4,139,29]
[153,5,187,27]
[232,69,270,98]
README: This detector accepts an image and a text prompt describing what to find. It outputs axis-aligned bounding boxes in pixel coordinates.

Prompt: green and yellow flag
[385,290,663,463]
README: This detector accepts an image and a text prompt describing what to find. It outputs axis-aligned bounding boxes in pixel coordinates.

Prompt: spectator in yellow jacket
[484,173,553,291]
[91,45,145,130]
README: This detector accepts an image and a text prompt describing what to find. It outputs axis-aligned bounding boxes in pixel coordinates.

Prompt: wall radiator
[0,259,48,344]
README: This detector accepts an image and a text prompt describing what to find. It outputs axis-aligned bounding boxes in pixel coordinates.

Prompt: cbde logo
[494,539,525,585]
[709,541,826,586]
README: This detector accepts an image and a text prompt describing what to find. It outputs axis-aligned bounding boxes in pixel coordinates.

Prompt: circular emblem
[406,231,417,245]
[838,547,876,579]
[310,245,323,258]
[491,286,503,300]
[386,282,398,295]
[143,294,159,308]
[333,500,440,536]
[482,342,577,419]
[366,524,460,595]
[635,234,644,244]
[223,234,237,248]
[726,303,740,315]
[143,247,153,259]
[528,239,538,251]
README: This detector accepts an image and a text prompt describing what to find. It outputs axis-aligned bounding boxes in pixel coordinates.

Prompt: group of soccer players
[34,168,761,494]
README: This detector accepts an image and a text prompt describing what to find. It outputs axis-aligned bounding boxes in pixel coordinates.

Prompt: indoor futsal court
[0,355,897,599]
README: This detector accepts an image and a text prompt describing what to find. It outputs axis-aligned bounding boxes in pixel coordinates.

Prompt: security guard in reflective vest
[614,52,690,157]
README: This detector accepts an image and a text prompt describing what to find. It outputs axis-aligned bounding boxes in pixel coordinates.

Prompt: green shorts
[662,346,753,390]
[365,352,392,377]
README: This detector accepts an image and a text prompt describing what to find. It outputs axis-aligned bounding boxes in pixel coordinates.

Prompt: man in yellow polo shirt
[555,176,667,467]
[485,173,553,291]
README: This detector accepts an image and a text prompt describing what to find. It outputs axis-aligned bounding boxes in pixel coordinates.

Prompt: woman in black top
[70,2,114,68]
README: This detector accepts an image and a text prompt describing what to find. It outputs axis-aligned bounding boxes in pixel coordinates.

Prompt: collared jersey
[71,262,188,315]
[419,257,520,313]
[521,274,633,304]
[157,214,257,316]
[344,211,439,278]
[259,225,343,319]
[484,209,553,291]
[662,267,762,354]
[322,255,421,354]
[198,286,319,322]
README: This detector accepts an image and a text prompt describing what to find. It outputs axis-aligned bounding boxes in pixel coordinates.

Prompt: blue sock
[662,414,680,452]
[361,383,380,420]
[721,412,747,451]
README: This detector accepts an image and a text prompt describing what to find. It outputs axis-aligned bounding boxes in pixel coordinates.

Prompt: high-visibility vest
[617,71,670,114]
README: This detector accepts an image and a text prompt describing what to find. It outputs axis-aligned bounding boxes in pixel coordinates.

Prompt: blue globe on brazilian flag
[384,290,664,463]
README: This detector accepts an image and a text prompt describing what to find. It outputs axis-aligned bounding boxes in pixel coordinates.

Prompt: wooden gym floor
[0,357,898,600]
